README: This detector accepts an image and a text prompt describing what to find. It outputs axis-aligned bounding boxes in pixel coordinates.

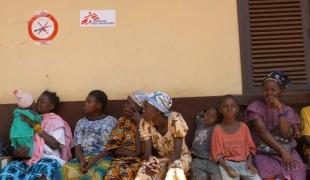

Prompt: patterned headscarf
[129,90,148,107]
[147,91,172,117]
[262,71,290,89]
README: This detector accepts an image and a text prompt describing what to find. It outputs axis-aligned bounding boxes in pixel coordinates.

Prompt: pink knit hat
[13,90,34,108]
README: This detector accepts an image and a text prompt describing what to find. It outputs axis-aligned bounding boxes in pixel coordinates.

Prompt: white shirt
[42,128,66,165]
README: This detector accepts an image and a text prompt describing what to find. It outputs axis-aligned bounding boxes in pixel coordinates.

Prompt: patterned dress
[74,116,117,155]
[135,111,192,180]
[245,100,306,179]
[301,106,310,165]
[61,115,117,180]
[104,117,141,180]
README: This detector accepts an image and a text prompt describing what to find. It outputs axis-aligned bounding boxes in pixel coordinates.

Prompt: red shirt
[211,122,256,161]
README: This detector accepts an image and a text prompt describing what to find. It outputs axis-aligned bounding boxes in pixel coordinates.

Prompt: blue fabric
[263,71,290,88]
[74,116,117,155]
[0,157,61,180]
[146,91,172,117]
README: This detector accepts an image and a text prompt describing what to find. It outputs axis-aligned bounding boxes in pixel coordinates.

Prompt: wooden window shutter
[238,0,310,94]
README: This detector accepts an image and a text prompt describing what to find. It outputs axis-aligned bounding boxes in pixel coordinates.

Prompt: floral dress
[136,111,191,180]
[104,117,141,180]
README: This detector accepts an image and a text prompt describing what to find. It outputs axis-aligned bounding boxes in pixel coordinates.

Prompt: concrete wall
[0,0,241,103]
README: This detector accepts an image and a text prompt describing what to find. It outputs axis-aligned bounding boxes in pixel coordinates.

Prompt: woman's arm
[171,137,182,161]
[74,145,88,172]
[21,115,61,150]
[254,118,286,152]
[268,97,292,137]
[142,139,152,160]
[134,124,142,156]
[110,147,136,157]
[253,118,295,168]
[75,145,85,161]
[38,131,60,150]
[278,111,292,138]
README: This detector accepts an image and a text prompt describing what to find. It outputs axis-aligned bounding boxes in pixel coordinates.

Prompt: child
[211,95,261,180]
[191,107,221,180]
[10,90,42,157]
[61,90,117,179]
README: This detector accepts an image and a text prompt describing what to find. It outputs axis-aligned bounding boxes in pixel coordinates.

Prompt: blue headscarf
[146,91,172,117]
[129,90,148,107]
[263,71,290,89]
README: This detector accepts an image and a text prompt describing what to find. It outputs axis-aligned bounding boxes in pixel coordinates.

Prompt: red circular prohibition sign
[28,12,58,42]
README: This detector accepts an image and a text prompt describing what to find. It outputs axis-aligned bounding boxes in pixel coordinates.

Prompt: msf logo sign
[81,11,101,25]
[80,10,115,27]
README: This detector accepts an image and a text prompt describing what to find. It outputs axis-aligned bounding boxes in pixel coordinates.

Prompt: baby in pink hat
[10,90,42,157]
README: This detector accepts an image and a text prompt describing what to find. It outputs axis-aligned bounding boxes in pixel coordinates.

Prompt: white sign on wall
[80,10,116,27]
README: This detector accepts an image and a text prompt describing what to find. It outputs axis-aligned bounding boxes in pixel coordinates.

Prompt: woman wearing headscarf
[103,90,148,180]
[135,91,191,180]
[244,71,306,180]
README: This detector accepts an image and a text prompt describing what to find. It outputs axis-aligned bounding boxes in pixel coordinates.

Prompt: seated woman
[60,90,117,179]
[135,91,191,180]
[245,71,306,180]
[103,90,148,180]
[0,91,73,180]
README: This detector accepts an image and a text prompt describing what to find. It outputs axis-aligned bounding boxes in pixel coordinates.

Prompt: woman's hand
[125,106,141,126]
[82,156,98,173]
[143,157,160,176]
[265,96,283,111]
[13,147,29,159]
[79,156,89,173]
[280,148,296,170]
[21,115,36,128]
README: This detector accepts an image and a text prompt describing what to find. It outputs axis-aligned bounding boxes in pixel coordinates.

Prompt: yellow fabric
[137,111,192,179]
[301,106,310,136]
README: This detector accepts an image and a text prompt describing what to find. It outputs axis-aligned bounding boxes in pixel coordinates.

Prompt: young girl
[191,107,221,180]
[211,95,261,180]
[61,90,117,179]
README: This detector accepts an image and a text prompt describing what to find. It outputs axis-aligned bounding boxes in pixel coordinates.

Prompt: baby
[10,90,42,157]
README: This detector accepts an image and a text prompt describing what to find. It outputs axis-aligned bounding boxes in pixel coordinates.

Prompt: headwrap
[13,90,34,108]
[129,90,148,107]
[146,91,172,117]
[262,71,290,89]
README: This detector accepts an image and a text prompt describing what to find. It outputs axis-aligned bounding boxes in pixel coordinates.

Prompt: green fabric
[11,137,34,157]
[10,108,42,156]
[59,155,113,180]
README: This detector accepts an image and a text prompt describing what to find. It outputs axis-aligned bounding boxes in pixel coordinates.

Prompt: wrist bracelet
[36,128,44,134]
[33,124,41,132]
